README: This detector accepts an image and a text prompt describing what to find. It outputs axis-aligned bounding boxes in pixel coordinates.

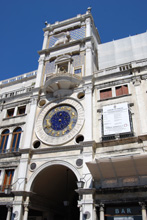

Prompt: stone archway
[27,162,81,220]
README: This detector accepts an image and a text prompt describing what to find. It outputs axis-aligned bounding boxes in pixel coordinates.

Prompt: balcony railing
[46,71,82,81]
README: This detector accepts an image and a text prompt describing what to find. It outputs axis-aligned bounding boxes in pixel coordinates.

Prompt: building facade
[0,8,147,220]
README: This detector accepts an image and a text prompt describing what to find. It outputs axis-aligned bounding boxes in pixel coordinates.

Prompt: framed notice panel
[103,103,131,136]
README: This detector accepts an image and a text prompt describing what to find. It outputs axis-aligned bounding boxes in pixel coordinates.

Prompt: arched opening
[29,165,79,220]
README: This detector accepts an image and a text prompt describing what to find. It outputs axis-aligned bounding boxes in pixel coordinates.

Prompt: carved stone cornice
[0,122,26,129]
[95,77,132,90]
[43,11,93,32]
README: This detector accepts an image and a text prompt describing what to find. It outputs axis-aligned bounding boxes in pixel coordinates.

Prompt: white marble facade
[0,7,147,220]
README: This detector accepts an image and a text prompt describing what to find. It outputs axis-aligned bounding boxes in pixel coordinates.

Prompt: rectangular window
[74,68,82,74]
[116,85,128,97]
[17,106,26,115]
[100,88,112,100]
[7,108,14,118]
[2,169,14,191]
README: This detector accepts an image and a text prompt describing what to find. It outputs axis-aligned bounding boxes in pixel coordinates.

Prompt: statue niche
[55,55,72,74]
[59,65,68,73]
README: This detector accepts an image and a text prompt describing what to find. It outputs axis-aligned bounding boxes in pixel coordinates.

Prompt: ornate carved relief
[53,32,71,47]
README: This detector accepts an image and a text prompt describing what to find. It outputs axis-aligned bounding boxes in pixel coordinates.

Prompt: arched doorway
[28,164,79,220]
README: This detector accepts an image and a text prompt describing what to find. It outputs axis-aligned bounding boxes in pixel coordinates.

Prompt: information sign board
[103,103,131,136]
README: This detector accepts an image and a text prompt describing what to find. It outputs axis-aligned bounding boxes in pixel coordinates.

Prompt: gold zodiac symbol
[45,119,51,128]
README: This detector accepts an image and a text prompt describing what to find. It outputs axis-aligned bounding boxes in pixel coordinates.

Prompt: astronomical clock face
[43,105,78,137]
[35,99,84,146]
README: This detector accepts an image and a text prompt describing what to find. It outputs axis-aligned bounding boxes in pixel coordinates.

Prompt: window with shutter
[116,85,128,96]
[100,88,112,100]
[10,127,22,152]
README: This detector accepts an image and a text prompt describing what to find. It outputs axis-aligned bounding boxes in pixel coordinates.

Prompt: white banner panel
[103,103,131,135]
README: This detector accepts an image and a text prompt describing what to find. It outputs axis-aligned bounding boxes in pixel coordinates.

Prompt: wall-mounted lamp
[4,178,26,195]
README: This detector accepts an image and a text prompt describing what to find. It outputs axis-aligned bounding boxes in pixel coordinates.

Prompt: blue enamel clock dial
[51,111,70,131]
[43,105,78,137]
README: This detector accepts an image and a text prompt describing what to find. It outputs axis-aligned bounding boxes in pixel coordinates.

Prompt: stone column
[85,9,92,37]
[79,204,83,220]
[85,11,93,77]
[84,86,93,141]
[139,202,147,220]
[23,204,29,220]
[14,106,18,117]
[35,55,45,88]
[94,206,98,220]
[6,205,11,220]
[12,196,23,220]
[23,196,29,220]
[78,192,97,220]
[85,42,93,76]
[42,31,49,50]
[68,61,71,73]
[6,129,13,152]
[99,203,105,220]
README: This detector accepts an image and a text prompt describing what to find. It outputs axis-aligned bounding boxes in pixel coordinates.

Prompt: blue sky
[0,0,147,81]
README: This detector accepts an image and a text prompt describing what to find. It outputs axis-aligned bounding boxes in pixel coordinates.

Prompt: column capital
[139,202,147,220]
[38,56,45,65]
[85,17,91,25]
[84,85,93,94]
[23,201,29,220]
[44,31,49,38]
[86,42,93,51]
[6,204,12,210]
[24,204,29,212]
[139,202,146,209]
[99,203,104,210]
[30,95,38,105]
[132,76,141,86]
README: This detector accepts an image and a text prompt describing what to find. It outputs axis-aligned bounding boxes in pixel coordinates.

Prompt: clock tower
[28,7,100,220]
[1,6,147,220]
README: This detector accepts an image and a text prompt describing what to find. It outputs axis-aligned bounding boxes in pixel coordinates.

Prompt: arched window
[0,129,10,153]
[10,127,22,152]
